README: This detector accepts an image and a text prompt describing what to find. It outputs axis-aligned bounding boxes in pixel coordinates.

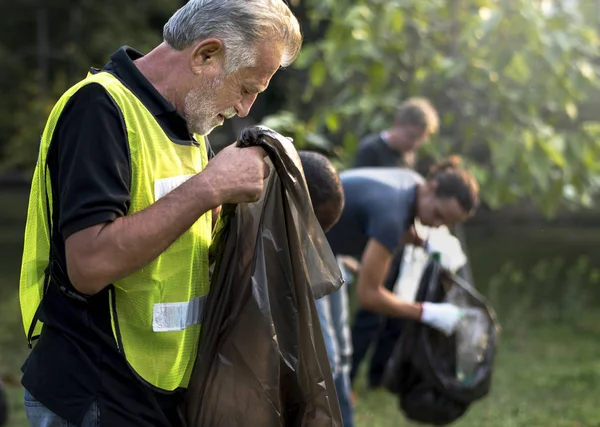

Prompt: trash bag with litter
[384,255,500,425]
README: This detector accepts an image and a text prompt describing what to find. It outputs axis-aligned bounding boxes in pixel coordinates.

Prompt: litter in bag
[183,126,344,427]
[384,256,500,425]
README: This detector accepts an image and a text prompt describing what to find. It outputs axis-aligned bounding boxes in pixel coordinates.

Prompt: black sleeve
[49,83,131,239]
[353,138,378,168]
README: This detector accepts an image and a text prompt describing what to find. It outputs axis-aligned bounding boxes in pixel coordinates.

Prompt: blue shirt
[326,168,423,257]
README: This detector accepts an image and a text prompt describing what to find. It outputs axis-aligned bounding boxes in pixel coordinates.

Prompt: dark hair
[298,151,344,232]
[395,97,440,136]
[427,156,479,214]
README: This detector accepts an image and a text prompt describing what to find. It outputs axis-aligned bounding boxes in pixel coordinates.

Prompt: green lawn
[353,321,600,427]
[2,189,600,427]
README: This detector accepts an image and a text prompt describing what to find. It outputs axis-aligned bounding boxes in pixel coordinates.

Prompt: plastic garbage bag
[393,244,428,303]
[384,256,500,425]
[393,224,466,302]
[183,126,345,427]
[454,307,490,385]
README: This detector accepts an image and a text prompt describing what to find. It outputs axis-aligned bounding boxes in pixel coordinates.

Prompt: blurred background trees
[0,0,180,168]
[2,0,600,218]
[264,0,600,216]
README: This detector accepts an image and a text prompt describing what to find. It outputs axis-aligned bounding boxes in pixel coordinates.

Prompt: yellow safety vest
[19,71,212,392]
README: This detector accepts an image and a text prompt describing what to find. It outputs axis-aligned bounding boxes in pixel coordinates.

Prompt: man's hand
[419,302,463,336]
[202,143,270,206]
[339,255,360,274]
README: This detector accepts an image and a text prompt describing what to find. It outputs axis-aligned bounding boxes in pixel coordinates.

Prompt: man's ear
[190,38,225,74]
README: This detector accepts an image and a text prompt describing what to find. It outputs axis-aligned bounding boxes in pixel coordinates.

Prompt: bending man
[322,156,480,425]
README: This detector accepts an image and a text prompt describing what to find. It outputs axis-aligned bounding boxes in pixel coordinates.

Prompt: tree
[262,0,600,216]
[0,0,178,170]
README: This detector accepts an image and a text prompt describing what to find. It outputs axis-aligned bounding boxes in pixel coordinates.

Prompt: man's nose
[235,94,258,118]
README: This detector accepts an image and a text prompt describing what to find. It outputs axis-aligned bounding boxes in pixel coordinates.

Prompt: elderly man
[18,1,302,426]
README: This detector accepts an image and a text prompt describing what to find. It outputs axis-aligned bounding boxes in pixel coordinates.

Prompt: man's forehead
[235,42,283,91]
[238,70,270,92]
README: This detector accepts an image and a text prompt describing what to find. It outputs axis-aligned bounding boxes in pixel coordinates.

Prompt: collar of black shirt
[90,45,200,146]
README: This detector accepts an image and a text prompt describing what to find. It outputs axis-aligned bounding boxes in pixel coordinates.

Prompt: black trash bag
[384,256,501,425]
[183,126,345,427]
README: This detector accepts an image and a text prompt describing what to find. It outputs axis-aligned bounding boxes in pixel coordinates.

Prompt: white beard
[184,76,224,136]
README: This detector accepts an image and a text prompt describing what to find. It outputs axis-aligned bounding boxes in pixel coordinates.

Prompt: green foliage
[2,1,600,217]
[262,0,600,216]
[0,0,179,172]
[485,256,600,329]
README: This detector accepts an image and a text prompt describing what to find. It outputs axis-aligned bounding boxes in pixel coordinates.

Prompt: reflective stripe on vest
[19,71,211,392]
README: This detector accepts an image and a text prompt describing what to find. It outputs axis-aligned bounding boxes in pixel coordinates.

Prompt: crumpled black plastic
[183,126,344,427]
[383,257,501,426]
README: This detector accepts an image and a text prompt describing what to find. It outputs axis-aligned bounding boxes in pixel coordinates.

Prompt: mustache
[221,109,237,119]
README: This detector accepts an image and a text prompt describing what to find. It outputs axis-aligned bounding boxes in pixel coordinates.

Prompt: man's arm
[355,237,465,337]
[355,238,422,319]
[59,90,266,295]
[66,173,219,294]
[67,144,266,295]
[339,255,360,275]
[358,205,458,329]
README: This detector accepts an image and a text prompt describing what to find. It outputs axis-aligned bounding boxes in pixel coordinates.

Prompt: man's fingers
[245,145,268,158]
[243,146,270,178]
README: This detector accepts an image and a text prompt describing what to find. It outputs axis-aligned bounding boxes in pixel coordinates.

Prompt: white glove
[420,302,463,336]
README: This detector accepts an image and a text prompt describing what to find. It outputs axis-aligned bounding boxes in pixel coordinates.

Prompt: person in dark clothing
[322,156,479,424]
[353,97,439,169]
[350,97,440,389]
[299,151,344,233]
[299,150,357,427]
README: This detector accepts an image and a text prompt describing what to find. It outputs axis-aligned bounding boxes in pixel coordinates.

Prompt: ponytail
[427,156,479,214]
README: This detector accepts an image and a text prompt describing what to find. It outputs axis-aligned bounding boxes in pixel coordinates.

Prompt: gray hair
[163,0,303,73]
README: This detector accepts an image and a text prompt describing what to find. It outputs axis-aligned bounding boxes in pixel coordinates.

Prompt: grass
[353,321,600,427]
[2,188,600,426]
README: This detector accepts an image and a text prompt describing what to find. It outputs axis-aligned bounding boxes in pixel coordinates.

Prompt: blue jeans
[24,389,100,427]
[316,264,354,427]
